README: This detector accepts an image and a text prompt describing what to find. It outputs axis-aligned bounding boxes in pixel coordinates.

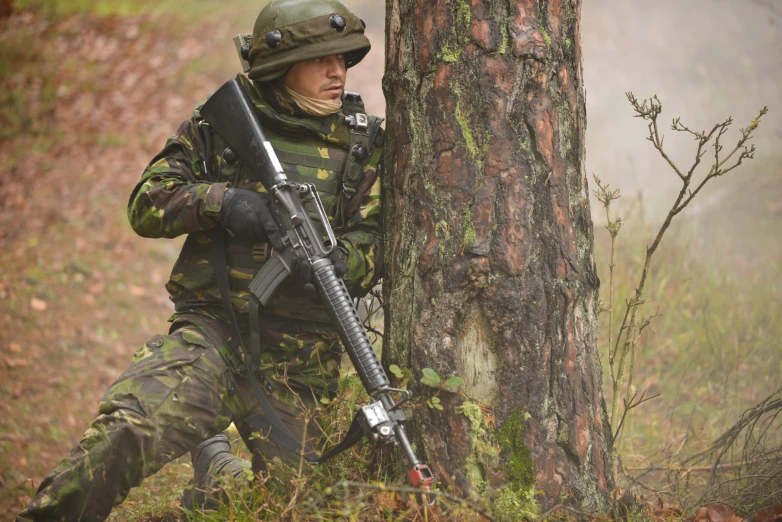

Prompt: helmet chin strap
[284,84,343,116]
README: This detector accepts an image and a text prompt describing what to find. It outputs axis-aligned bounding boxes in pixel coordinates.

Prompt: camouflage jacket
[128,75,384,328]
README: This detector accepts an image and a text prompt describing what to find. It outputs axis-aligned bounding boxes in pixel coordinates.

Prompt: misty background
[1,0,779,516]
[352,0,782,224]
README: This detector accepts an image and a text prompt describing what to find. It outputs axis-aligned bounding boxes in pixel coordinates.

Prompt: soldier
[16,0,383,519]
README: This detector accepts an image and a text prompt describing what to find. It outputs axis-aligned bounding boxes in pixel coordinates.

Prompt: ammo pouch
[225,239,272,292]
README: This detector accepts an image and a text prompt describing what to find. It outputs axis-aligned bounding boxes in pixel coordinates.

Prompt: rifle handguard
[312,258,390,395]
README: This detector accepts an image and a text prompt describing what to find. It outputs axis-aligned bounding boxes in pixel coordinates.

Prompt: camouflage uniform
[16,5,382,518]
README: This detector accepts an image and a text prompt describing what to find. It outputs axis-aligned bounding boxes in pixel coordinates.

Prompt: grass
[594,183,782,511]
[107,375,446,522]
[0,14,58,139]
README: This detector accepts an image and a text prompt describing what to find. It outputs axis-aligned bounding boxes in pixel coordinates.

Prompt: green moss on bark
[458,401,498,494]
[494,410,539,522]
[458,403,539,520]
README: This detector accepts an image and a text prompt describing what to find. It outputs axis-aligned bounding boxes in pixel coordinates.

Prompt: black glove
[219,188,284,250]
[293,249,348,301]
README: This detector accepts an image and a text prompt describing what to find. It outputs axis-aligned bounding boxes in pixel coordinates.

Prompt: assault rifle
[200,79,435,494]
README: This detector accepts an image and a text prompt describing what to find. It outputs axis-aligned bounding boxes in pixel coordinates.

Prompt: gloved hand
[293,249,348,301]
[219,188,284,250]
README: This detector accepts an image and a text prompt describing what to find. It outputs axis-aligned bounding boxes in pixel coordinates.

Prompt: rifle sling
[212,227,319,463]
[315,411,364,464]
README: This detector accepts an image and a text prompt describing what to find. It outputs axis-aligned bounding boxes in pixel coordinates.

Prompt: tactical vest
[166,81,382,324]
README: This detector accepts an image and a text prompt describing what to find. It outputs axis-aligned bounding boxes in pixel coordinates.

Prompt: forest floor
[1,2,780,522]
[0,5,244,518]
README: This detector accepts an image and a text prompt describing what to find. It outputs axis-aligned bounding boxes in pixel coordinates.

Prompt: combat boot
[180,433,251,512]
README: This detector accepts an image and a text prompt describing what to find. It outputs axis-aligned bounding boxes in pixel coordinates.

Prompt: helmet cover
[247,0,371,82]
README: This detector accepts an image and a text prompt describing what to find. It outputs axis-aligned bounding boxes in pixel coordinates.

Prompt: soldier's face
[284,54,346,102]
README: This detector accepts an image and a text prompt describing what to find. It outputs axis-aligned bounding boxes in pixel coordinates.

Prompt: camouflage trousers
[16,314,338,522]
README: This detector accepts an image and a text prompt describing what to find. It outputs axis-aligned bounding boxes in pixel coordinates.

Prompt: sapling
[596,94,767,484]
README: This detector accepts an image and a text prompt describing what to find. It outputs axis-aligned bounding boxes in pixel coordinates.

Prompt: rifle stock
[202,79,287,190]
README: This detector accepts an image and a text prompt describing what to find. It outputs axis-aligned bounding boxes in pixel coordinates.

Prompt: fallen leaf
[376,491,400,510]
[752,506,782,522]
[30,297,48,311]
[4,357,29,369]
[8,342,21,353]
[753,511,769,522]
[693,504,736,522]
[653,507,683,521]
[10,381,23,399]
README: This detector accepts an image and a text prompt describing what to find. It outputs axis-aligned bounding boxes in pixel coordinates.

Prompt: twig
[329,480,496,522]
[600,94,767,487]
[623,461,777,473]
[535,503,604,522]
[365,325,384,337]
[612,391,661,443]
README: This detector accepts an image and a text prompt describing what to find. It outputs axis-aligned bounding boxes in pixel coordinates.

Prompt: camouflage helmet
[247,0,371,82]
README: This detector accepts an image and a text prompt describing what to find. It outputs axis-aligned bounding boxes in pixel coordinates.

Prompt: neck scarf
[284,85,343,117]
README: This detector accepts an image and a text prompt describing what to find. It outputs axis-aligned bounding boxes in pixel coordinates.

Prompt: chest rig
[192,88,382,320]
[209,90,378,224]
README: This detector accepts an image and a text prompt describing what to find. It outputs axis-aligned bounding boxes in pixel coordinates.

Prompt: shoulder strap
[212,229,320,462]
[340,92,385,199]
[332,93,383,231]
[194,105,216,182]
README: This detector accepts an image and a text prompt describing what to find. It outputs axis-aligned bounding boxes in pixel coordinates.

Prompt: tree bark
[382,0,613,513]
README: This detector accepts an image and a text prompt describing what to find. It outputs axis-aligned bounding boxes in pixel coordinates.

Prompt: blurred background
[0,0,779,518]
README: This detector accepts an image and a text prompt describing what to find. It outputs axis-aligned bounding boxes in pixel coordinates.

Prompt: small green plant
[388,364,465,409]
[419,367,465,392]
[417,367,465,409]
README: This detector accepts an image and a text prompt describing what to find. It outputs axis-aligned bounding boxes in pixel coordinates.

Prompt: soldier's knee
[99,392,148,419]
[88,398,156,453]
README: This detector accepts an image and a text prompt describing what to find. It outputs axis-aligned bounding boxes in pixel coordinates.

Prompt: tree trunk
[382,0,613,514]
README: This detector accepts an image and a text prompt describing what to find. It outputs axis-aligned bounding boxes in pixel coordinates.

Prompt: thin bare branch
[613,391,661,443]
